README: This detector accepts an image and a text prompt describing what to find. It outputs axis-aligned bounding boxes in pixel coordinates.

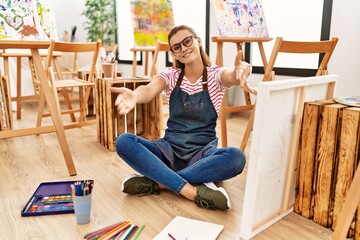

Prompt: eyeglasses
[170,36,195,53]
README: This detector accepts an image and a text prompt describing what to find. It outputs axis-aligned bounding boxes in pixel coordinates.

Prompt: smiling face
[169,29,202,66]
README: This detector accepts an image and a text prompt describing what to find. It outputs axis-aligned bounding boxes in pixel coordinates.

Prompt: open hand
[110,87,136,114]
[234,51,256,94]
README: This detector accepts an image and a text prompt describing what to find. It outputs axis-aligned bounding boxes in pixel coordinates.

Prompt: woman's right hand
[110,87,136,114]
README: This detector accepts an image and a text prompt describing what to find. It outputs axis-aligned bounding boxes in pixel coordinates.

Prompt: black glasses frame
[170,36,195,53]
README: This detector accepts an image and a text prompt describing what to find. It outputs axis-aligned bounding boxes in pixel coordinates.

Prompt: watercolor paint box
[21,180,91,217]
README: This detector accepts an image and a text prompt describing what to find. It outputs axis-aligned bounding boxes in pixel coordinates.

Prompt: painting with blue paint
[212,0,268,37]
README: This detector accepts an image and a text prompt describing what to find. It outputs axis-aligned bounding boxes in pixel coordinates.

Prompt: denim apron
[154,67,218,171]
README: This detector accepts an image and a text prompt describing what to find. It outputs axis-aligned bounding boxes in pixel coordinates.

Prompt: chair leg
[79,87,92,122]
[61,88,76,122]
[36,90,46,129]
[240,106,255,151]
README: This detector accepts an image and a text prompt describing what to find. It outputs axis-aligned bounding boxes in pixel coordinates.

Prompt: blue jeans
[115,133,246,194]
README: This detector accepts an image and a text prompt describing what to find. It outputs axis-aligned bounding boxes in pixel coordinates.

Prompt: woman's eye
[184,39,191,45]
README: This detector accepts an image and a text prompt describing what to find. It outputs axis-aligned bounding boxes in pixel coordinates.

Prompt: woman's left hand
[234,51,256,94]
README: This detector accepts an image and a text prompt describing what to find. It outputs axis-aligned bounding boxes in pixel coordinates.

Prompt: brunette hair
[168,25,211,69]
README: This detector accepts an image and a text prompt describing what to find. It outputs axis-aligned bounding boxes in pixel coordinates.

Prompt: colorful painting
[35,0,58,40]
[130,0,175,46]
[0,0,49,40]
[212,0,269,37]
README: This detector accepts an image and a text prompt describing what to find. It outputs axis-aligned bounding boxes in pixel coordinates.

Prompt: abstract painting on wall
[130,0,175,46]
[0,0,50,40]
[212,0,269,37]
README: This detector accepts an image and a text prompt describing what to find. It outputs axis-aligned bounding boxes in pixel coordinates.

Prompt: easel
[211,36,272,147]
[0,41,76,176]
[0,51,62,120]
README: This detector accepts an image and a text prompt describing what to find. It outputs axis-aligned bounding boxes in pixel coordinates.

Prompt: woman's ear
[196,37,202,47]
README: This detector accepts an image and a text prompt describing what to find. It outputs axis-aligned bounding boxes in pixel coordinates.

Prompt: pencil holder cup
[102,63,114,78]
[72,193,92,224]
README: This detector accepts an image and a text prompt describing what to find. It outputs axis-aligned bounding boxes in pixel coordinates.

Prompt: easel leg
[31,49,77,176]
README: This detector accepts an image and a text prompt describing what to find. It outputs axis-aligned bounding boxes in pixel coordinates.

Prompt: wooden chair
[103,44,118,57]
[36,40,101,128]
[240,36,339,151]
[150,41,174,77]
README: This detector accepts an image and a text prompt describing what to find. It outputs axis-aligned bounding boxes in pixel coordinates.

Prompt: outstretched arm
[220,50,256,94]
[110,75,166,115]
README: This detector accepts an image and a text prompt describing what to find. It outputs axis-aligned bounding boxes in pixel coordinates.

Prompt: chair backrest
[46,40,102,83]
[263,37,339,81]
[150,41,175,77]
[103,44,118,57]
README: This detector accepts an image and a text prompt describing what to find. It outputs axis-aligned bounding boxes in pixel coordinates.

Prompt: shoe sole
[121,173,143,192]
[204,182,232,210]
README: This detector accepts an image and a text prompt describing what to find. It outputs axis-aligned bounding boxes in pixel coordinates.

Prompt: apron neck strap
[176,67,208,90]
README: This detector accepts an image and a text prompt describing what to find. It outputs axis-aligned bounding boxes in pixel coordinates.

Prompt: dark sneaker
[121,174,160,196]
[194,182,231,211]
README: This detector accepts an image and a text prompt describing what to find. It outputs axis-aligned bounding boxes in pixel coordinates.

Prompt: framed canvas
[130,0,175,46]
[0,0,49,40]
[212,0,268,37]
[116,0,209,63]
[239,75,337,239]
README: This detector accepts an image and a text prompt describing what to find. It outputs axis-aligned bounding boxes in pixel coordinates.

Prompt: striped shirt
[157,66,227,114]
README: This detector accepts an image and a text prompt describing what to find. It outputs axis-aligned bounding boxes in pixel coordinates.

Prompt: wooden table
[96,77,161,151]
[0,41,76,176]
[211,36,272,147]
[130,46,156,76]
[1,51,62,120]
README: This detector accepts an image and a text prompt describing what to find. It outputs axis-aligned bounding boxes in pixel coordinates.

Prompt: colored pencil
[72,180,94,196]
[98,221,131,240]
[84,221,124,239]
[125,225,138,240]
[168,233,176,240]
[114,225,132,240]
[131,224,145,240]
[115,224,134,240]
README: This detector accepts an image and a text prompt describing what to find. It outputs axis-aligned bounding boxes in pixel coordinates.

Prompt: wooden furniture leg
[332,165,360,239]
[132,50,137,76]
[1,57,12,129]
[31,49,77,176]
[16,57,21,119]
[240,106,254,151]
[52,56,77,122]
[144,51,149,76]
[214,41,230,147]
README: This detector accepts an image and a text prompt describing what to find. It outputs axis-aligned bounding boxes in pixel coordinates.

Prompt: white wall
[329,0,360,97]
[50,0,87,42]
[52,0,359,97]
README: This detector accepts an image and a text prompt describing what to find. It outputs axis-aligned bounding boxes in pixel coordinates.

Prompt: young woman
[110,25,254,211]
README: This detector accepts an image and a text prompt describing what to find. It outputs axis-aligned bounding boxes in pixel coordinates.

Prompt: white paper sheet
[153,216,224,240]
